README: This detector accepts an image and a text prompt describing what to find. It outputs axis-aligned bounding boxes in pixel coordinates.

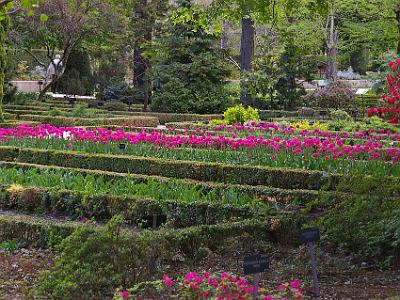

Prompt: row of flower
[136,122,400,142]
[114,272,305,300]
[1,124,399,164]
[1,125,399,177]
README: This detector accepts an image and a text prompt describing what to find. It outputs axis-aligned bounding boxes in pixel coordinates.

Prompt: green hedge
[16,114,159,127]
[0,161,349,206]
[0,211,290,250]
[112,112,223,124]
[0,211,78,248]
[259,110,299,120]
[0,185,257,228]
[0,147,399,195]
[5,105,62,111]
[0,146,343,190]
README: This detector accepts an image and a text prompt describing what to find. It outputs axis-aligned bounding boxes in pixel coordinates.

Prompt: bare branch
[23,49,46,67]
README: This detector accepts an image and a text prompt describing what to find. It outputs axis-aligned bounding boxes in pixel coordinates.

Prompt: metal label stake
[299,227,321,298]
[243,254,269,300]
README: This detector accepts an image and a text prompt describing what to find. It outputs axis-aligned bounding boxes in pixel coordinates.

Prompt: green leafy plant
[0,240,16,253]
[39,216,152,299]
[224,104,260,125]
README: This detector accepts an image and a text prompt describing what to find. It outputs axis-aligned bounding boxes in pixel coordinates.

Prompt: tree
[209,0,313,105]
[58,48,94,96]
[150,1,231,114]
[17,0,110,100]
[129,0,168,110]
[0,0,47,121]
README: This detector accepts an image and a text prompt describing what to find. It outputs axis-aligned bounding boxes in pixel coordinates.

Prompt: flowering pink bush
[114,272,305,300]
[368,59,400,124]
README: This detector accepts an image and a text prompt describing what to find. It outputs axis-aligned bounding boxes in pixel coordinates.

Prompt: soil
[0,245,399,300]
[0,249,55,300]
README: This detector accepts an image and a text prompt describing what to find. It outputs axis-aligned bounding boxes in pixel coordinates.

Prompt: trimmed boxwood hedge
[111,112,223,124]
[0,211,78,248]
[259,110,299,120]
[0,185,258,228]
[1,147,398,194]
[0,160,349,206]
[16,114,159,127]
[0,146,343,190]
[0,211,291,250]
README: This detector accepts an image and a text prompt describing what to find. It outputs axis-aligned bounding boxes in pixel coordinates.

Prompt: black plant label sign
[243,254,269,275]
[299,227,320,245]
[119,143,127,150]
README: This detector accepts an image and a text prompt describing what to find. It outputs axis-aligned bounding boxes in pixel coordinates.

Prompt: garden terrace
[0,145,395,191]
[0,210,287,252]
[0,184,263,228]
[0,161,349,207]
[8,115,159,127]
[1,124,399,177]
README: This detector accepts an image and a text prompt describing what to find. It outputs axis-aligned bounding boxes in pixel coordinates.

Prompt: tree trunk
[326,12,338,81]
[133,0,152,109]
[240,16,255,106]
[38,81,53,101]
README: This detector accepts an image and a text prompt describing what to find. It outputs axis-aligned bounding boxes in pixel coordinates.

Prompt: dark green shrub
[317,195,400,265]
[58,49,94,96]
[99,83,142,106]
[150,2,230,114]
[39,216,152,299]
[38,216,280,299]
[103,101,128,112]
[3,82,17,104]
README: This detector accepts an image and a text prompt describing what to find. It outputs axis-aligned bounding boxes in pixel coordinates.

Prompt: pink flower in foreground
[118,290,130,300]
[290,281,301,288]
[162,275,174,287]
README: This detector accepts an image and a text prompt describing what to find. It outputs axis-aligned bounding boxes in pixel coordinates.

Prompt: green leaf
[40,14,48,22]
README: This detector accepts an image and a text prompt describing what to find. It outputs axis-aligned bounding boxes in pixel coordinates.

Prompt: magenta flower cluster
[0,124,399,163]
[115,272,305,300]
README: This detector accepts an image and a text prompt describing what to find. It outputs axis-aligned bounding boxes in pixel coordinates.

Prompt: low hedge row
[112,112,223,124]
[0,146,342,191]
[0,211,78,248]
[0,185,258,228]
[5,109,49,115]
[0,211,290,250]
[0,161,348,206]
[5,105,53,110]
[16,114,159,127]
[0,121,39,128]
[259,110,299,120]
[1,147,399,195]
